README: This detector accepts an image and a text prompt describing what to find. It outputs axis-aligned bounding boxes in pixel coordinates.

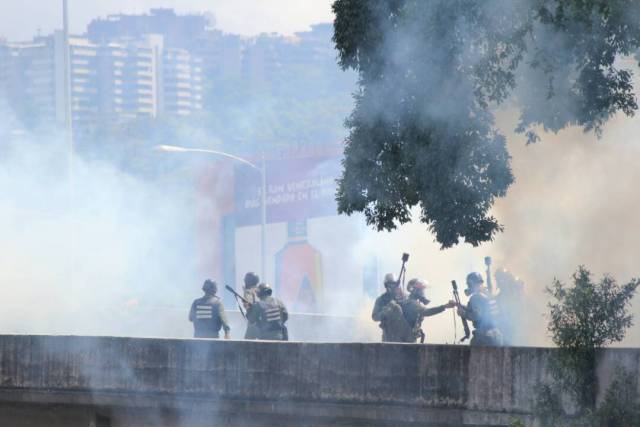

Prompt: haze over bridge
[0,335,637,426]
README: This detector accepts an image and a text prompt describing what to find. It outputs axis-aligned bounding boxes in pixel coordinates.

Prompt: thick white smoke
[0,126,202,337]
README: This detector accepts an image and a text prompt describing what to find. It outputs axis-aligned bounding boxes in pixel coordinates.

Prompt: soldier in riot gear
[188,279,231,339]
[457,272,503,346]
[247,283,289,341]
[372,273,412,342]
[401,278,456,343]
[243,272,260,339]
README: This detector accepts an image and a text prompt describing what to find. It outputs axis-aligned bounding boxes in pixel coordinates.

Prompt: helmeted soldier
[372,273,412,343]
[401,278,456,343]
[457,272,502,346]
[243,272,260,339]
[188,279,231,339]
[247,283,289,340]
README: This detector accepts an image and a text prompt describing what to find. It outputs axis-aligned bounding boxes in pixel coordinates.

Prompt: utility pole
[63,0,73,144]
[63,0,75,290]
[260,153,267,282]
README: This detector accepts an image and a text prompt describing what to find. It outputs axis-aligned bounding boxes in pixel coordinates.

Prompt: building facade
[0,9,341,130]
[159,46,203,116]
[0,30,203,131]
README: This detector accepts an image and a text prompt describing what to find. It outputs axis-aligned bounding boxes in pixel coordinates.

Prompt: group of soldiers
[188,257,520,347]
[188,272,288,341]
[372,270,503,346]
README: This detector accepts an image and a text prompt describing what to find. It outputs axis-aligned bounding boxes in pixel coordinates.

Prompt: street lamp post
[63,0,76,292]
[156,145,268,281]
[260,153,266,282]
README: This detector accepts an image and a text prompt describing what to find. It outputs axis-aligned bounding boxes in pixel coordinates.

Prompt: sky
[0,0,335,41]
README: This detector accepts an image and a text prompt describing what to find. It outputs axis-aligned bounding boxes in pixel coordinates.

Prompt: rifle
[398,253,409,291]
[451,280,471,342]
[225,285,250,319]
[484,256,493,294]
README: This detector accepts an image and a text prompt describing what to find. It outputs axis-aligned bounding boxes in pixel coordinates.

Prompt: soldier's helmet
[244,272,260,288]
[383,273,397,288]
[407,278,427,293]
[257,283,273,298]
[202,279,218,294]
[466,272,484,289]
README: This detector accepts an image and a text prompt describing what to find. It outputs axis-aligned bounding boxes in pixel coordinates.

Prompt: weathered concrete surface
[113,307,372,342]
[0,335,635,426]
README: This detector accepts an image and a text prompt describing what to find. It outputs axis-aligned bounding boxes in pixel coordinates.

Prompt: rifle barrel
[224,285,250,305]
[451,280,471,343]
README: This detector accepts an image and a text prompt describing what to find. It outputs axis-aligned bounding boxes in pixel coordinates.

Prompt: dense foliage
[547,267,638,351]
[332,0,640,247]
[546,267,639,409]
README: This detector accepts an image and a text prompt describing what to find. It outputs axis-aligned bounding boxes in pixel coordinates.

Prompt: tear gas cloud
[2,96,639,347]
[0,123,202,337]
[333,0,640,347]
[358,108,640,348]
[1,1,640,348]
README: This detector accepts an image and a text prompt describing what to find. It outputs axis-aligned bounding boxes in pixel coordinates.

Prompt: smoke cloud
[2,1,640,350]
[350,104,640,347]
[330,0,640,347]
[0,123,202,337]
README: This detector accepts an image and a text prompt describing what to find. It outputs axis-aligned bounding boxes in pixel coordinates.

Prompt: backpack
[381,300,413,343]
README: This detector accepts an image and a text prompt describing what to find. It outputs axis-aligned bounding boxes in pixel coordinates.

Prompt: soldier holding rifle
[456,272,503,346]
[242,272,260,339]
[226,282,289,341]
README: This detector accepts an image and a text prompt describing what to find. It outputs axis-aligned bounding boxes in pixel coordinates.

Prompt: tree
[332,0,640,247]
[545,266,639,411]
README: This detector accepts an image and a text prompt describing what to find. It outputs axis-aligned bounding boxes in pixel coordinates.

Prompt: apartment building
[160,46,203,116]
[98,36,160,121]
[88,9,241,83]
[0,38,57,122]
[193,30,242,82]
[87,8,212,48]
[88,10,340,95]
[65,35,100,128]
[241,24,338,88]
[1,31,204,130]
[0,42,10,96]
[0,9,342,129]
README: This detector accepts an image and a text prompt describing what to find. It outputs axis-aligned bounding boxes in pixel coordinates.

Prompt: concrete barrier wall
[0,335,635,426]
[111,308,373,342]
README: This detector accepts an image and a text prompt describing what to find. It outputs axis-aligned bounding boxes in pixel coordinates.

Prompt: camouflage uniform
[401,296,449,343]
[372,288,412,343]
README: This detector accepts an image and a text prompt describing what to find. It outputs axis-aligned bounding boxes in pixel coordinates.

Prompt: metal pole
[260,153,267,282]
[63,0,75,290]
[63,0,72,140]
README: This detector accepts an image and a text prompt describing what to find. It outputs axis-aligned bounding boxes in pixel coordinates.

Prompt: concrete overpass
[0,335,637,426]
